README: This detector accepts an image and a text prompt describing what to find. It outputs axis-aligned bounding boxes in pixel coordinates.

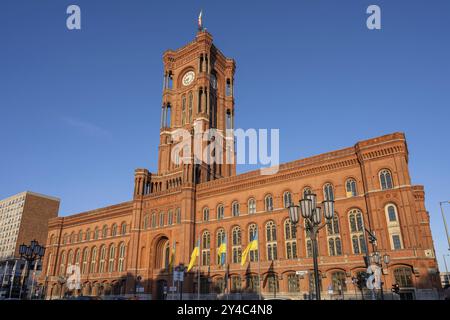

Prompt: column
[202,88,207,114]
[161,105,165,128]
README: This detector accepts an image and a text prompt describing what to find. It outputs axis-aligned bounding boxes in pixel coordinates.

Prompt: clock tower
[157,29,236,186]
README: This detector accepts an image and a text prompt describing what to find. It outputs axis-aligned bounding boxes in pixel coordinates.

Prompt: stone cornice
[197,157,360,199]
[196,132,407,198]
[48,201,133,228]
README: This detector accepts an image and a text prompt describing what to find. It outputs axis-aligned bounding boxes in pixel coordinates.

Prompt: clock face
[182,71,195,86]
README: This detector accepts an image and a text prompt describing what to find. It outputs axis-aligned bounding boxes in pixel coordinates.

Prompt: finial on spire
[198,10,204,31]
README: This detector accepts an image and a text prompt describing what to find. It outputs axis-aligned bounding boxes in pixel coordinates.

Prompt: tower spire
[198,10,203,31]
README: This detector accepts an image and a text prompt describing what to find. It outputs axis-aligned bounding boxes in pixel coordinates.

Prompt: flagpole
[19,260,28,299]
[171,242,176,301]
[197,237,201,300]
[1,261,8,289]
[9,260,17,299]
[225,235,229,301]
[257,232,262,300]
[29,259,39,300]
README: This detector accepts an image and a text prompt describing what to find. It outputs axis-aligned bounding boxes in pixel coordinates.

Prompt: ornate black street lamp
[288,193,334,300]
[370,251,390,300]
[18,240,46,299]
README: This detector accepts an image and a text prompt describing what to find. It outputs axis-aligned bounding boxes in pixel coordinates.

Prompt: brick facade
[41,31,440,300]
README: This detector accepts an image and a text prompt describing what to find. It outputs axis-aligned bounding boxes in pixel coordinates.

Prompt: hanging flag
[168,242,176,273]
[198,10,203,30]
[187,239,200,272]
[241,231,258,266]
[217,235,227,266]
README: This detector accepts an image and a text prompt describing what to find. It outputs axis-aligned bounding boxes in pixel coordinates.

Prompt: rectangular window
[392,235,402,250]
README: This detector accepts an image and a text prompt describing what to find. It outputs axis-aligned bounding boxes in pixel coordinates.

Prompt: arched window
[168,210,174,226]
[90,247,97,274]
[82,248,89,274]
[62,233,68,245]
[159,212,165,227]
[70,232,75,244]
[267,274,279,293]
[217,204,224,220]
[232,201,240,217]
[266,221,277,261]
[394,267,413,287]
[46,253,53,275]
[49,234,55,245]
[181,95,186,125]
[108,245,116,273]
[349,209,366,254]
[143,215,149,229]
[188,92,193,123]
[151,212,156,228]
[78,230,83,242]
[331,271,347,292]
[287,274,299,293]
[176,208,181,224]
[111,224,117,237]
[99,245,107,273]
[303,187,312,198]
[74,249,81,267]
[346,179,357,197]
[203,207,209,222]
[216,228,226,264]
[94,228,99,240]
[118,242,126,272]
[265,195,273,212]
[202,231,211,266]
[231,275,241,293]
[379,169,393,190]
[384,203,403,250]
[248,224,258,262]
[386,204,398,222]
[246,274,259,293]
[323,183,334,201]
[283,191,292,208]
[248,198,256,214]
[67,250,74,267]
[85,229,91,241]
[226,78,232,96]
[102,225,108,239]
[305,224,316,258]
[284,219,297,259]
[121,222,127,235]
[59,251,66,276]
[327,215,342,256]
[214,277,225,294]
[232,226,242,264]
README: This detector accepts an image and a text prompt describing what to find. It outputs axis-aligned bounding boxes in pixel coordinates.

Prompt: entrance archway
[154,236,170,270]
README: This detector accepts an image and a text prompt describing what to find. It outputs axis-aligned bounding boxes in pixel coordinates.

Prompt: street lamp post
[18,240,46,300]
[439,201,450,250]
[370,251,390,300]
[288,193,335,300]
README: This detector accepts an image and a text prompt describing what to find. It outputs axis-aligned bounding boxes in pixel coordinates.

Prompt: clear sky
[1,1,449,271]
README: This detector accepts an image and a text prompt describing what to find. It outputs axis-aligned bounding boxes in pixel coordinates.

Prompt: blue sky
[1,1,449,270]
